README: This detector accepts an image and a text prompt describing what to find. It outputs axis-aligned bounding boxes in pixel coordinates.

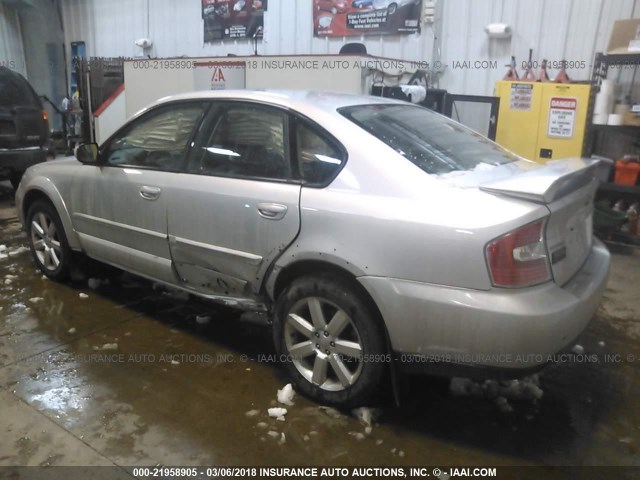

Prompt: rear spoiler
[479,158,612,204]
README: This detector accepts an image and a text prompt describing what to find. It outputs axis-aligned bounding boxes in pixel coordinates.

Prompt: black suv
[0,67,49,190]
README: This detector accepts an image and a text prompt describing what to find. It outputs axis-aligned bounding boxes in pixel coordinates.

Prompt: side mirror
[76,143,99,164]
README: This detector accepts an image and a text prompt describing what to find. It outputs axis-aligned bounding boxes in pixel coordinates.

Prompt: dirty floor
[1,182,639,477]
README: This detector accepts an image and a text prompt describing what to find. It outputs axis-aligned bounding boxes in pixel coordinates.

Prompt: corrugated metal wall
[60,0,435,59]
[58,0,640,96]
[0,3,27,77]
[440,0,640,95]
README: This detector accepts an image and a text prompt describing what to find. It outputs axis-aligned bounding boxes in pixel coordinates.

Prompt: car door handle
[140,186,161,201]
[257,203,288,220]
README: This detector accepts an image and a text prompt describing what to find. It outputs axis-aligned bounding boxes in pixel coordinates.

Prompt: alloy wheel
[284,297,364,391]
[30,211,63,272]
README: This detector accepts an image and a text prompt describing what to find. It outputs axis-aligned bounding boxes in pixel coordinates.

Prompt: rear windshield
[339,104,518,175]
[0,68,40,109]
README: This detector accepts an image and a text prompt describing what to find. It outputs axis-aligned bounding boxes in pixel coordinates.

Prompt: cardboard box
[623,111,640,126]
[607,19,640,54]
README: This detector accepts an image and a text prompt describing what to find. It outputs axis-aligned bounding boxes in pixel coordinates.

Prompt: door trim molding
[73,212,167,239]
[169,235,263,264]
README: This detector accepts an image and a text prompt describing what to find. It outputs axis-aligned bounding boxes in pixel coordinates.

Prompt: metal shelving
[585,53,640,246]
[584,51,640,159]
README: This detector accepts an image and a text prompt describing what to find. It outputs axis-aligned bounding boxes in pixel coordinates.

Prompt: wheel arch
[22,185,81,250]
[268,258,391,345]
[268,258,402,405]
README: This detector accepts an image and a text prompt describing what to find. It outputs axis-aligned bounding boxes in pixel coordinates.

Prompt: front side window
[102,103,206,171]
[296,121,345,186]
[189,103,290,181]
[339,104,518,175]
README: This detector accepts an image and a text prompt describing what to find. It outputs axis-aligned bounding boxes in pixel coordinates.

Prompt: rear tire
[273,274,387,407]
[26,200,72,281]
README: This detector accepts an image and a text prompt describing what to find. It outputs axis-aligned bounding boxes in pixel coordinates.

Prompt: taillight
[486,219,552,288]
[42,111,48,121]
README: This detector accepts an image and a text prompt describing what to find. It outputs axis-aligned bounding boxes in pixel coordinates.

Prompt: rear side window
[339,104,518,175]
[0,68,40,108]
[296,121,345,186]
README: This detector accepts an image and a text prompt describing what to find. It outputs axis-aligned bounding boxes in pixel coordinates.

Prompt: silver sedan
[15,90,610,407]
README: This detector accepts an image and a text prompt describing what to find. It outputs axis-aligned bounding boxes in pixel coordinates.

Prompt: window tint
[339,104,518,175]
[296,122,345,186]
[103,103,205,171]
[0,68,40,109]
[189,104,290,181]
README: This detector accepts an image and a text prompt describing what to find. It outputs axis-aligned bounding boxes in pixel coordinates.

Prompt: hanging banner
[313,0,422,37]
[203,0,267,42]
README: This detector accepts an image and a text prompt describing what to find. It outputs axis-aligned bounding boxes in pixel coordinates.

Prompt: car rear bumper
[358,238,610,376]
[0,147,46,177]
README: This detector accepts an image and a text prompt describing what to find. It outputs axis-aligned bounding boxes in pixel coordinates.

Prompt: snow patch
[79,293,89,299]
[268,407,287,420]
[8,246,29,257]
[352,407,380,427]
[571,344,585,355]
[245,409,260,418]
[277,383,295,406]
[348,431,366,441]
[68,328,76,334]
[93,343,118,351]
[28,297,44,304]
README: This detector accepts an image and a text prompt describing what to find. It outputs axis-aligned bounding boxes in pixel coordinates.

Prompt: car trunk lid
[479,158,601,286]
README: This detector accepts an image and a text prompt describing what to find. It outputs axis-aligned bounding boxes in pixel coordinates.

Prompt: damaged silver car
[16,90,610,406]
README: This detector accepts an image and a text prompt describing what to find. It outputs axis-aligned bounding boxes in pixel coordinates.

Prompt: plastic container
[614,157,640,186]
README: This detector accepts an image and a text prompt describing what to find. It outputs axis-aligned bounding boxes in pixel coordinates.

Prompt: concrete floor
[1,183,639,476]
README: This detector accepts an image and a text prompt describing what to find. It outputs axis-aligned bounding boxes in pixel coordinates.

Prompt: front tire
[27,200,72,281]
[273,274,387,407]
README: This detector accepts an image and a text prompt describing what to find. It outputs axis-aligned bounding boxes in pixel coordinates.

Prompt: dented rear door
[166,101,301,297]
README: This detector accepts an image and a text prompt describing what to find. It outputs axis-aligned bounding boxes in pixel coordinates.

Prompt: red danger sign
[550,98,577,110]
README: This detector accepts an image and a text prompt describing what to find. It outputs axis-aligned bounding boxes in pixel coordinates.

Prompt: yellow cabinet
[495,81,591,163]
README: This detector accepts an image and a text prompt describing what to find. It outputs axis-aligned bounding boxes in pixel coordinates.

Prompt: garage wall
[440,0,640,96]
[59,0,435,60]
[59,0,640,96]
[0,3,27,77]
